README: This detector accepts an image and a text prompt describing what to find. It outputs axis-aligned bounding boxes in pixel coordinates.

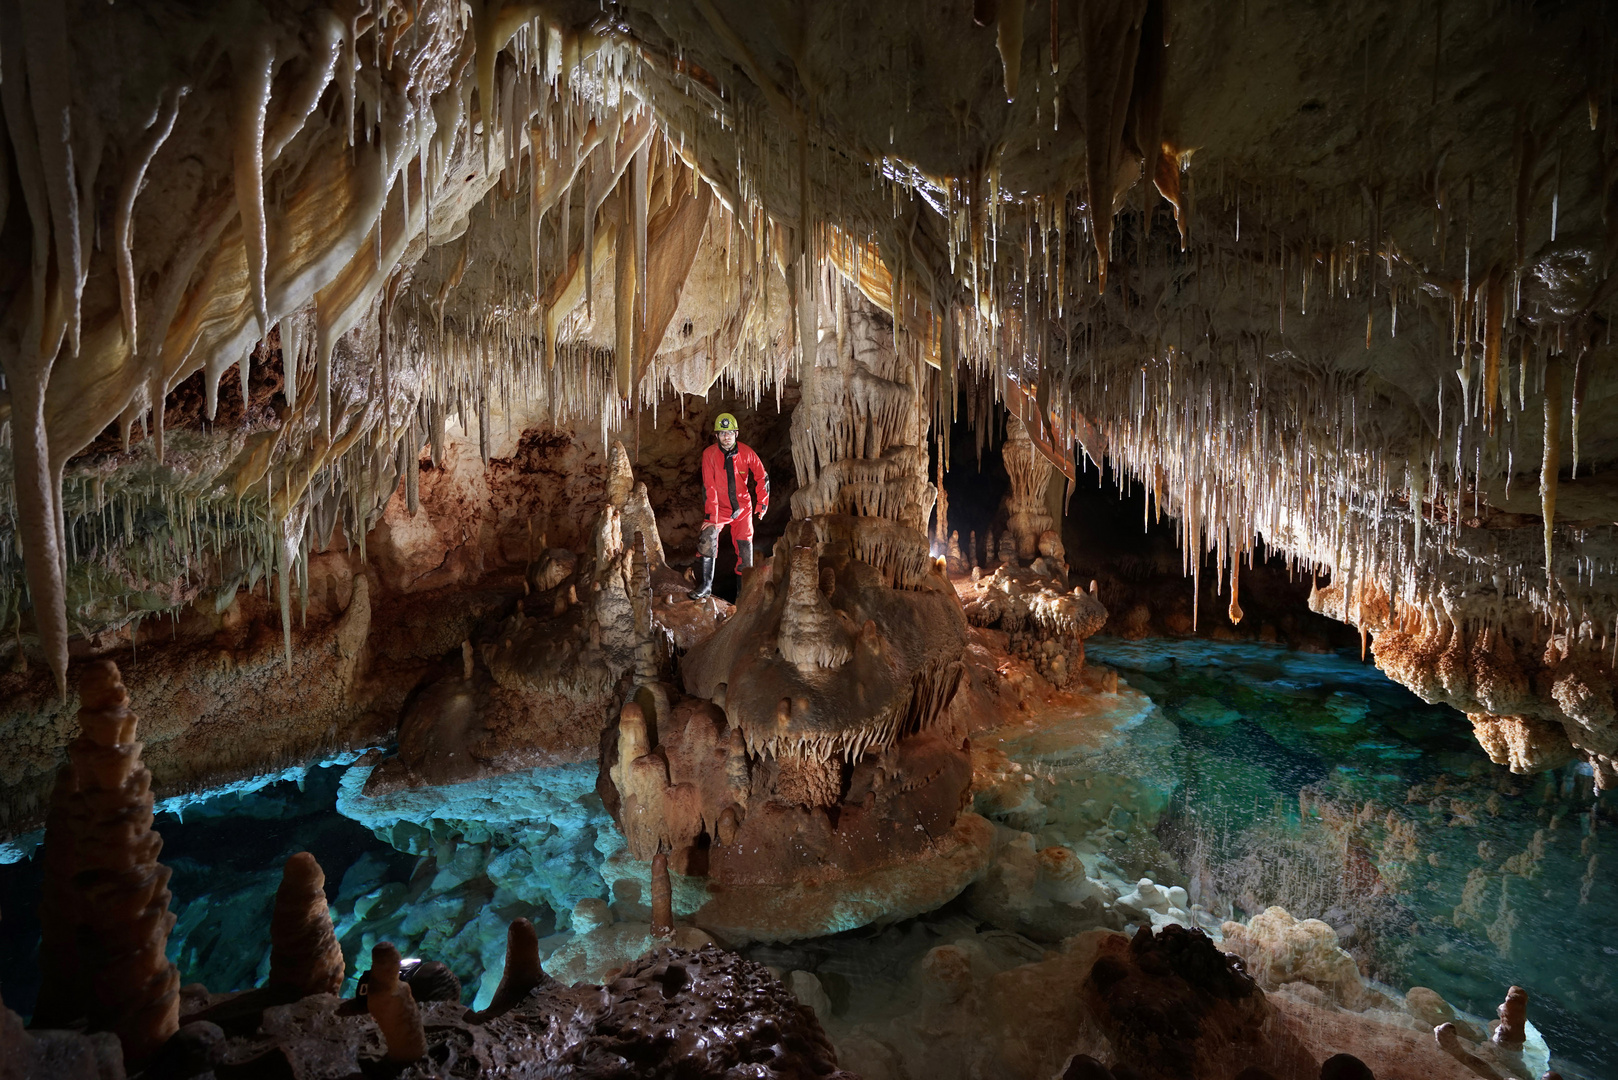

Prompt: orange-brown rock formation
[267,852,346,999]
[33,660,180,1065]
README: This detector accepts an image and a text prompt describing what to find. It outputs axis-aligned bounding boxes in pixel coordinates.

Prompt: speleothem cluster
[5,664,854,1078]
[0,0,1614,793]
[598,284,992,931]
[365,438,709,791]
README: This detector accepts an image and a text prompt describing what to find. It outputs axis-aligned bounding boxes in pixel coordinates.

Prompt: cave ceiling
[1,0,1616,768]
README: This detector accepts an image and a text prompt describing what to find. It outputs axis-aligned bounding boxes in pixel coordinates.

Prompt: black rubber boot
[688,556,715,599]
[736,540,754,571]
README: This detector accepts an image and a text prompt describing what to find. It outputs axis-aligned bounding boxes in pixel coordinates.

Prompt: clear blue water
[1,639,1613,1077]
[1086,637,1618,1079]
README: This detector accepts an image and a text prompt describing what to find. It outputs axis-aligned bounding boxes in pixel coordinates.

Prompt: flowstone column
[788,288,936,530]
[1001,416,1056,564]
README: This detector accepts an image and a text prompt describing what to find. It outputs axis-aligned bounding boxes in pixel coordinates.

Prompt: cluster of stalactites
[790,447,935,531]
[820,515,938,593]
[739,671,949,768]
[1055,291,1618,780]
[0,0,668,692]
[1082,333,1616,662]
[1309,571,1617,787]
[0,0,1134,690]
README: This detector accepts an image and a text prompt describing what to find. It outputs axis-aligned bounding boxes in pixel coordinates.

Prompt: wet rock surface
[1081,923,1313,1080]
[174,946,854,1080]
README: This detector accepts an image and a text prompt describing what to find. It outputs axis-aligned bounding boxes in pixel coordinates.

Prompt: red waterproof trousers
[698,441,768,556]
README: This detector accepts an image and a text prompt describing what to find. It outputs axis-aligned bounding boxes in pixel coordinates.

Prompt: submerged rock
[1221,906,1380,1011]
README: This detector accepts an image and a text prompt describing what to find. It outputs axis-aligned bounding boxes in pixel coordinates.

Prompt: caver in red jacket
[700,440,769,552]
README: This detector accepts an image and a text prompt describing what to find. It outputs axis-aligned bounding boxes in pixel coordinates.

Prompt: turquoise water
[1,639,1613,1077]
[1087,637,1618,1078]
[0,757,621,1016]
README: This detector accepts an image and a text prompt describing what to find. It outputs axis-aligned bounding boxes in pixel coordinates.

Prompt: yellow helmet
[714,413,739,433]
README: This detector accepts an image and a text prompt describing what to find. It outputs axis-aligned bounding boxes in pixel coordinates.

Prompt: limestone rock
[267,852,345,999]
[787,970,833,1021]
[35,660,180,1066]
[1220,906,1371,1010]
[0,983,124,1080]
[1405,986,1457,1030]
[1081,923,1315,1080]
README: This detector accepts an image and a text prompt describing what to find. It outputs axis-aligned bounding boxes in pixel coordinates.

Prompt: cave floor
[1,639,1613,1077]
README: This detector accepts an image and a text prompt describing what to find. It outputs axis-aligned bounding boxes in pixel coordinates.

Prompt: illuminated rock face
[367,440,717,792]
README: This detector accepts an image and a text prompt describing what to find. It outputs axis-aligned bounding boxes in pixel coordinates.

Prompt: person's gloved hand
[756,503,768,522]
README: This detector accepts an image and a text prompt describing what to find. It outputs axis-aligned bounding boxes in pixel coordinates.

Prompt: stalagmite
[778,541,854,669]
[651,849,674,937]
[1492,985,1529,1049]
[366,942,428,1063]
[267,852,345,999]
[471,918,550,1021]
[34,661,180,1065]
[469,919,550,1023]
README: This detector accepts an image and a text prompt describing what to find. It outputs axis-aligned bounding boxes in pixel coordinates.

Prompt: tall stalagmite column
[34,660,180,1065]
[267,852,346,999]
[1002,416,1055,563]
[789,285,936,529]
